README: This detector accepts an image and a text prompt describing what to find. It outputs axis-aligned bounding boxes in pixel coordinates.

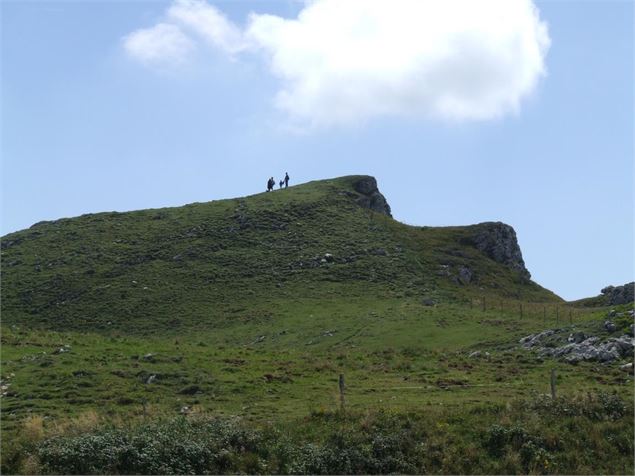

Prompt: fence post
[339,373,346,410]
[550,369,557,399]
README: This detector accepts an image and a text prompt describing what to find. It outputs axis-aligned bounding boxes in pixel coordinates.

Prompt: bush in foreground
[5,392,633,475]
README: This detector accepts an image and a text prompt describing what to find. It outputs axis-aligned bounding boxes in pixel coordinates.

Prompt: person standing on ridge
[284,172,290,188]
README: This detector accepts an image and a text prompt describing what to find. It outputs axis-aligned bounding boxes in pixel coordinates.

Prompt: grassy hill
[1,176,632,475]
[1,175,558,334]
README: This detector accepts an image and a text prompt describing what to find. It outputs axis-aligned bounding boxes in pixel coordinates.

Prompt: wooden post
[339,373,345,410]
[550,369,557,399]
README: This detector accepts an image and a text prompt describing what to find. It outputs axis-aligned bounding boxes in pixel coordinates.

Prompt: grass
[1,175,632,474]
[1,176,558,334]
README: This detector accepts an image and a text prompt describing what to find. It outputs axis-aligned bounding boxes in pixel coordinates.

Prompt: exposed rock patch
[457,266,473,285]
[462,222,530,280]
[520,328,633,364]
[351,177,392,217]
[600,282,634,305]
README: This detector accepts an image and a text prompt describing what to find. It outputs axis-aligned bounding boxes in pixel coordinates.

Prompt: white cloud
[166,0,247,54]
[123,0,551,127]
[123,22,194,66]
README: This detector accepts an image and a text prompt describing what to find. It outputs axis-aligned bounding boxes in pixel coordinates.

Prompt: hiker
[279,179,284,189]
[284,172,290,188]
[266,177,274,192]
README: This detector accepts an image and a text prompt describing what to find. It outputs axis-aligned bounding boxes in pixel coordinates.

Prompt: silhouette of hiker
[266,177,274,192]
[279,179,284,189]
[284,172,290,188]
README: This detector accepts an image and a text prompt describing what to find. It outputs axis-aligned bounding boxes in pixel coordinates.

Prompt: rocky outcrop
[519,308,635,364]
[600,282,634,305]
[520,330,633,364]
[351,177,392,217]
[462,222,530,280]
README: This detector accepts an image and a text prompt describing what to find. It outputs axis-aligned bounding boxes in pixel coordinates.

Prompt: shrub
[483,424,552,473]
[37,416,264,475]
[525,391,628,421]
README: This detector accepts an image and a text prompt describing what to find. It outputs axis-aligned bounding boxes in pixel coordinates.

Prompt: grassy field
[2,302,632,473]
[1,176,632,473]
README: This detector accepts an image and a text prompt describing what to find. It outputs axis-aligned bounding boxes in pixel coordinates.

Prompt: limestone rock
[600,282,634,305]
[458,266,473,285]
[462,222,530,280]
[520,328,634,364]
[604,321,617,333]
[351,176,392,217]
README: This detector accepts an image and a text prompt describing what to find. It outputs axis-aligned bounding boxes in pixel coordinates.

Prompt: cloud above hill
[123,0,551,127]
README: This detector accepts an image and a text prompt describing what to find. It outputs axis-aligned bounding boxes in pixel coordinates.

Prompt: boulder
[458,266,473,285]
[519,329,555,348]
[604,321,617,332]
[178,384,201,395]
[598,348,620,362]
[568,332,586,344]
[611,336,634,356]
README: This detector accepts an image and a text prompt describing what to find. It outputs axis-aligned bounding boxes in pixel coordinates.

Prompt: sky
[1,0,633,301]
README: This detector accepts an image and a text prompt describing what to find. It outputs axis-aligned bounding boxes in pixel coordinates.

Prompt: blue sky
[1,0,633,300]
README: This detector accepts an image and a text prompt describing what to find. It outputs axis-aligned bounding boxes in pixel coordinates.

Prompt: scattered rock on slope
[520,328,634,364]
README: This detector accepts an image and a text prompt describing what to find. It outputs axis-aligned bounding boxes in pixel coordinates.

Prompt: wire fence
[467,297,597,325]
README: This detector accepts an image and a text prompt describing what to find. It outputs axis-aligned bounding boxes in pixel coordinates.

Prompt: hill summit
[1,175,558,333]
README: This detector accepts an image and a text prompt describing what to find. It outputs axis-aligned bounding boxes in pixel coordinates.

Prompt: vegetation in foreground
[4,391,632,475]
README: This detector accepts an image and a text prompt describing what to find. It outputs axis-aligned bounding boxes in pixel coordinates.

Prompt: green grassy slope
[1,175,558,334]
[4,176,631,475]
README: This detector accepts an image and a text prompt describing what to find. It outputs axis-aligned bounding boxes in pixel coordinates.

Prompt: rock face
[351,177,392,217]
[600,282,634,305]
[462,222,530,280]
